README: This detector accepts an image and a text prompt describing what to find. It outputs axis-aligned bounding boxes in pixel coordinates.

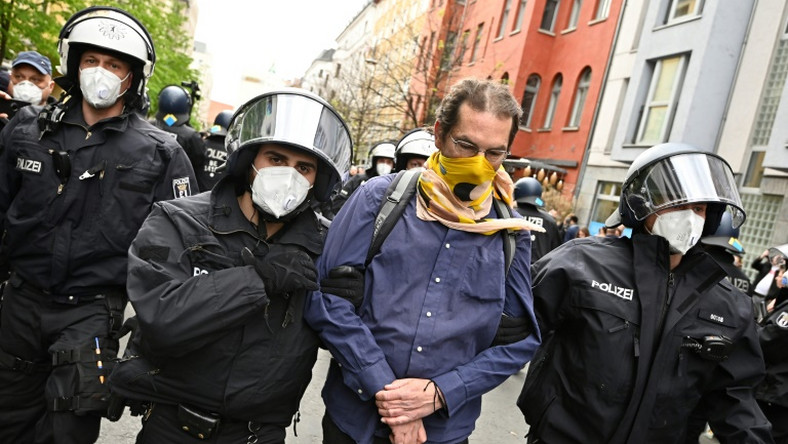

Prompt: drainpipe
[573,0,628,203]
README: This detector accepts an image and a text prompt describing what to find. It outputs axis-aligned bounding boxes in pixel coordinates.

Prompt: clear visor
[624,153,745,227]
[226,92,352,181]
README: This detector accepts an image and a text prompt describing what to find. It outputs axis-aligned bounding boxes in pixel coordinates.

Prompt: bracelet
[423,379,447,413]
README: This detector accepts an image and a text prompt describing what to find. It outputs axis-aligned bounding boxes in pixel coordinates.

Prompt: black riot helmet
[208,110,233,137]
[57,6,155,110]
[514,177,545,207]
[156,85,192,126]
[605,143,745,237]
[700,211,746,257]
[225,88,352,202]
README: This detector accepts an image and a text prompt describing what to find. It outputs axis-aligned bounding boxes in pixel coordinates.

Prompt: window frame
[567,0,582,30]
[512,0,528,33]
[496,0,513,39]
[542,74,563,129]
[666,0,702,24]
[568,68,592,127]
[470,23,484,63]
[520,74,541,128]
[540,0,561,32]
[635,55,687,144]
[594,0,611,20]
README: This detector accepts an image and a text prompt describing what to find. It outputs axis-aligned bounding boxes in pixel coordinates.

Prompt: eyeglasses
[449,135,508,162]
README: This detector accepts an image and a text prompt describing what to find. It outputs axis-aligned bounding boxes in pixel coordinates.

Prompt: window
[335,64,341,77]
[590,181,624,236]
[501,72,510,85]
[440,31,457,70]
[751,35,788,145]
[743,151,765,188]
[635,55,686,144]
[470,23,484,63]
[540,0,560,32]
[567,0,582,30]
[666,0,702,23]
[513,0,528,32]
[568,68,591,127]
[594,0,611,19]
[520,74,541,127]
[543,74,563,129]
[458,30,471,65]
[497,0,513,38]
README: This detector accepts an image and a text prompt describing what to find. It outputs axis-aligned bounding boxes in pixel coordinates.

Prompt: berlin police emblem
[98,20,128,40]
[777,311,788,329]
[173,177,192,199]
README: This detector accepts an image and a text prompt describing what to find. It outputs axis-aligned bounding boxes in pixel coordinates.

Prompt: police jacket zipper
[656,272,675,336]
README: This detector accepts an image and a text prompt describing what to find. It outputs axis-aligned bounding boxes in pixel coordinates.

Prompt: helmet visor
[227,92,351,185]
[624,153,745,227]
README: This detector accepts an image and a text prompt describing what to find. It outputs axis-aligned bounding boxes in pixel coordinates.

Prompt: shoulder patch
[15,157,43,174]
[172,177,192,199]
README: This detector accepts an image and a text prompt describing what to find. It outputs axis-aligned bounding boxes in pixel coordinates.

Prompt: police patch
[777,311,788,328]
[172,177,192,198]
[15,157,43,174]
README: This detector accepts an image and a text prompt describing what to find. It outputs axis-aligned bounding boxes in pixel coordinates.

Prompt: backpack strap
[365,169,422,266]
[492,197,517,276]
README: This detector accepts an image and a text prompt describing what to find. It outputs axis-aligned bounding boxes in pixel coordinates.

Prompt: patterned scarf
[416,152,545,235]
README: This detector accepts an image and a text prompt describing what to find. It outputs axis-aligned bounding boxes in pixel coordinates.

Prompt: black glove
[242,246,318,295]
[320,265,365,309]
[492,314,532,346]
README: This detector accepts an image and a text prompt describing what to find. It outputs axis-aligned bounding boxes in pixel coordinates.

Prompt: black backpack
[365,168,517,274]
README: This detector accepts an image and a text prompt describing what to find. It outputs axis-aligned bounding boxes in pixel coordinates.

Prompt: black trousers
[0,280,118,444]
[136,403,286,444]
[322,413,469,444]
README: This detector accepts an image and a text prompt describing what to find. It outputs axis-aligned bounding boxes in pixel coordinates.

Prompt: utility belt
[146,402,267,441]
[8,272,126,337]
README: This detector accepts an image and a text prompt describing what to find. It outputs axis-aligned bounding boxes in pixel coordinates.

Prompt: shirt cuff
[431,370,465,417]
[340,357,397,402]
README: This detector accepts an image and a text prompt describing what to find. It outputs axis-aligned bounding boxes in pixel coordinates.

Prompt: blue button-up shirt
[305,174,541,443]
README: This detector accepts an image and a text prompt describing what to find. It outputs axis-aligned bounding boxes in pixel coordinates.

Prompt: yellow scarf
[416,152,545,235]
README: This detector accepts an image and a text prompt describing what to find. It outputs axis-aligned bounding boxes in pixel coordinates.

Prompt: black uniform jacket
[196,133,227,191]
[110,178,323,426]
[154,119,206,178]
[515,203,562,262]
[518,233,773,443]
[756,299,788,408]
[0,103,196,296]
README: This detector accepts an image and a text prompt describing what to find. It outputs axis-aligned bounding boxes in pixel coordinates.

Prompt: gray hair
[435,78,522,148]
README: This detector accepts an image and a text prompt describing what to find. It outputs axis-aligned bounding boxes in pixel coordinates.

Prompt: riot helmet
[156,85,191,126]
[395,129,437,171]
[57,6,155,110]
[700,211,745,256]
[605,143,745,236]
[209,110,233,137]
[366,141,396,176]
[514,177,545,207]
[225,88,352,202]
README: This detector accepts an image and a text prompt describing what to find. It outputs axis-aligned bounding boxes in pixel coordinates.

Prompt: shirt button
[417,346,423,352]
[445,243,451,248]
[68,295,75,301]
[426,312,432,317]
[357,388,363,394]
[435,277,441,283]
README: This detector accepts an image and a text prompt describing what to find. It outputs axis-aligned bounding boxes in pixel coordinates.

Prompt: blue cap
[12,51,52,76]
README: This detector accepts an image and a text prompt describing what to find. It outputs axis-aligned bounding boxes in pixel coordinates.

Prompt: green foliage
[1,0,197,120]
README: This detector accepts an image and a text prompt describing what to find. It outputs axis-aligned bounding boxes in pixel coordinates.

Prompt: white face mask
[12,80,44,105]
[79,67,129,109]
[251,166,312,218]
[376,162,393,176]
[649,208,706,255]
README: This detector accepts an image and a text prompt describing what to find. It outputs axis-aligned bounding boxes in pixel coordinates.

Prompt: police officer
[330,140,395,216]
[0,6,197,444]
[109,89,352,444]
[518,143,773,442]
[513,177,561,263]
[394,128,437,171]
[154,84,206,176]
[197,109,232,190]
